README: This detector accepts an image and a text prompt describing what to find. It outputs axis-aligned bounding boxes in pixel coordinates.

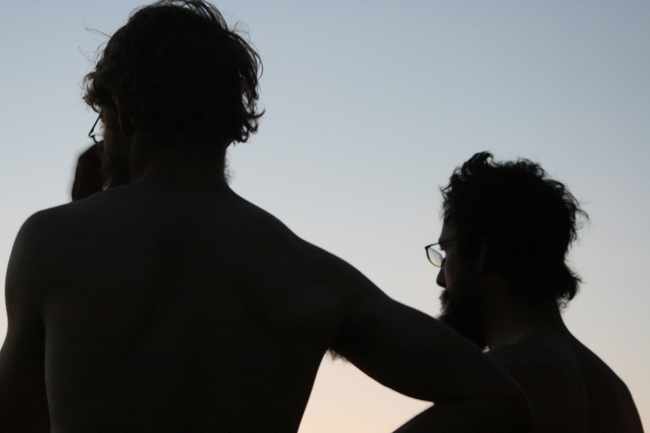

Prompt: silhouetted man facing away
[427,152,643,433]
[0,2,531,433]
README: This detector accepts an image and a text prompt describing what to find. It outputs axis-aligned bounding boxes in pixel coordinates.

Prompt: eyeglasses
[424,238,456,267]
[88,111,104,144]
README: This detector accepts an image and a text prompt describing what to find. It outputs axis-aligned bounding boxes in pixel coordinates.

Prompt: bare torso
[489,331,644,433]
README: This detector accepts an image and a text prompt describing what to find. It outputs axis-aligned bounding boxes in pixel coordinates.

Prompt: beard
[438,283,487,350]
[100,123,131,189]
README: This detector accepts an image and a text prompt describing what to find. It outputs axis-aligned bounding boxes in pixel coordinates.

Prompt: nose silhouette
[436,259,446,288]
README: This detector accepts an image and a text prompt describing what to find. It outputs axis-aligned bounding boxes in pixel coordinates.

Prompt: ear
[476,236,488,273]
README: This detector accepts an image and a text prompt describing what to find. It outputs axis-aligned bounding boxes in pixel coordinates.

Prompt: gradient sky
[1,1,649,431]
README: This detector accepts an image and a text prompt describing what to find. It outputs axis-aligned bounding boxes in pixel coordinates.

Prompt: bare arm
[329,263,531,433]
[0,216,51,433]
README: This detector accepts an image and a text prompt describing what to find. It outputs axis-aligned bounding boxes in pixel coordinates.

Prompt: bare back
[489,331,644,433]
[21,182,352,432]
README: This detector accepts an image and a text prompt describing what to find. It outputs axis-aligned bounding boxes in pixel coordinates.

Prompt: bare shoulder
[12,190,120,249]
[489,333,644,433]
[488,333,589,433]
[5,198,96,324]
[569,339,645,433]
[6,203,80,285]
[229,192,386,296]
[8,197,109,267]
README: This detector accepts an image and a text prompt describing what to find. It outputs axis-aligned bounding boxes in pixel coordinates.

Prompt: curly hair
[441,152,588,306]
[83,0,263,145]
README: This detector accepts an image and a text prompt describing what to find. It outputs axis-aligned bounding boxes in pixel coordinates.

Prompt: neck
[129,131,231,191]
[481,275,570,349]
[129,133,227,184]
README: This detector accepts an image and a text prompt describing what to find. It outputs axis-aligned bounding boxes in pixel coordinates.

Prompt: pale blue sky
[1,1,649,431]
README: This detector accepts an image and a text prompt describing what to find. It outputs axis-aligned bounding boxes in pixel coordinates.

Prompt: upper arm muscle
[330,271,506,403]
[0,215,51,432]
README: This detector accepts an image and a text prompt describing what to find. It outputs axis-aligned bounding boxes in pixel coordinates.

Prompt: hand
[71,143,103,201]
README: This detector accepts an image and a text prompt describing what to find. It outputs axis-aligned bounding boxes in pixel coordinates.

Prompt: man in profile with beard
[0,2,534,433]
[426,151,644,433]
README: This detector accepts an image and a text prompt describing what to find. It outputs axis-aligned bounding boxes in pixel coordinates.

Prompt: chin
[438,289,487,350]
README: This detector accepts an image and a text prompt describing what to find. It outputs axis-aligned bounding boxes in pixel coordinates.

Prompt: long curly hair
[442,152,588,307]
[83,0,263,145]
